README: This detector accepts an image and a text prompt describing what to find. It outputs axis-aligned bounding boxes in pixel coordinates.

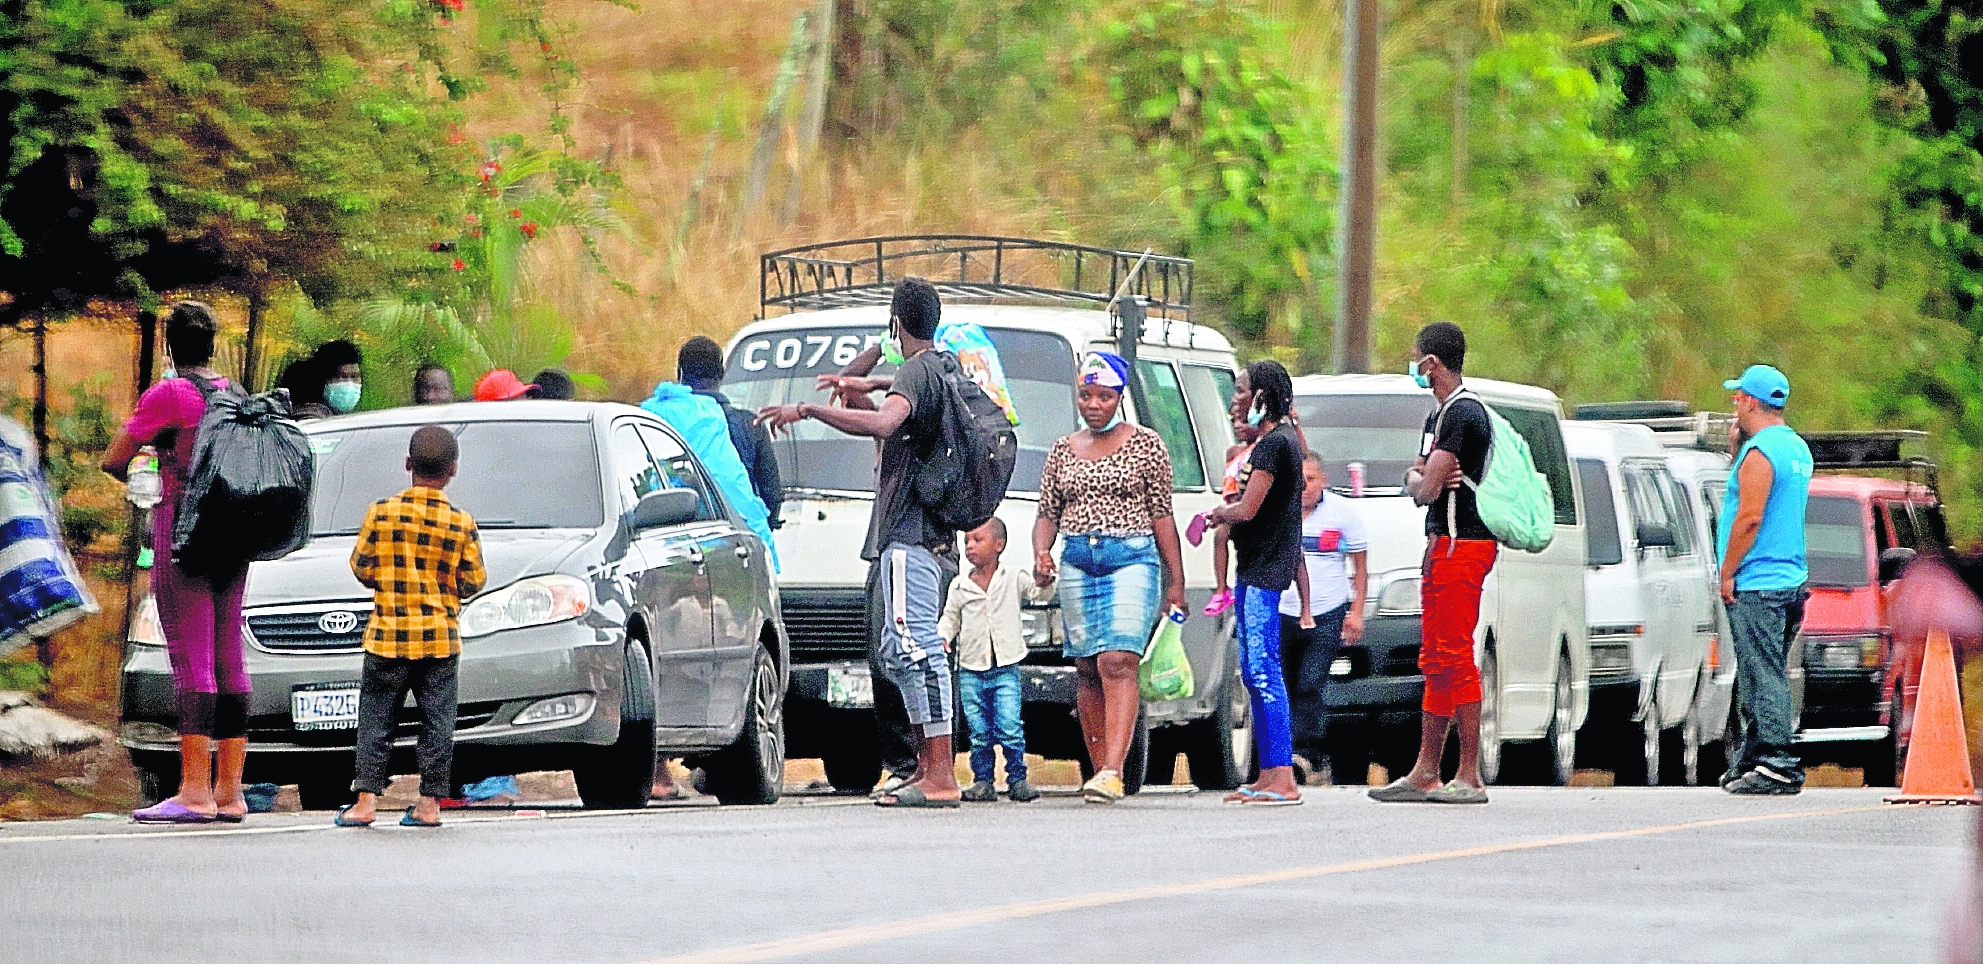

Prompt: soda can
[1347,461,1366,498]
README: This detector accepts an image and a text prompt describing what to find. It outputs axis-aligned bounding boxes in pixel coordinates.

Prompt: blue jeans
[1058,533,1162,658]
[960,665,1027,785]
[1727,587,1808,782]
[1236,584,1293,770]
[1280,603,1350,752]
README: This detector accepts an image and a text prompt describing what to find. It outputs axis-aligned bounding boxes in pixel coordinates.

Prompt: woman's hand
[1034,549,1058,585]
[1164,579,1187,615]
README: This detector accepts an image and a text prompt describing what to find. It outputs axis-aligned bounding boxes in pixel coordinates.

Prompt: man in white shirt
[1279,452,1368,778]
[939,518,1055,802]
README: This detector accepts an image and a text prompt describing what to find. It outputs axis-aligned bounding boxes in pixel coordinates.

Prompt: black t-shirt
[1422,392,1494,540]
[863,350,952,560]
[1232,422,1303,591]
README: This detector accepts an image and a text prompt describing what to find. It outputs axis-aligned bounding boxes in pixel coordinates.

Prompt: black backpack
[170,374,315,577]
[911,352,1018,533]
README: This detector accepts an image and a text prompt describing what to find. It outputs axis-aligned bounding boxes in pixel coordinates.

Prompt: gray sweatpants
[876,543,953,738]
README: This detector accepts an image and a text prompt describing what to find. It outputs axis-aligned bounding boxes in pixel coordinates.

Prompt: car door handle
[686,547,704,566]
[734,544,752,560]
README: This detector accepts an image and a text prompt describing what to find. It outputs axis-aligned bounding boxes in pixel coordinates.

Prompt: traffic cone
[1887,631,1980,805]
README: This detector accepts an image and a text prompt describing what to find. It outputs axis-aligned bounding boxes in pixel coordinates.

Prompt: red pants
[1420,537,1497,717]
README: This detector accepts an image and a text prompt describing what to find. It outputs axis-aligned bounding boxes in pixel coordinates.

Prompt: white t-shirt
[1279,492,1369,617]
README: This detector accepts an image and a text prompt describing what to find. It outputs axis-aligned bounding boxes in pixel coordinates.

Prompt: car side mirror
[632,488,700,530]
[1879,546,1917,584]
[1636,522,1675,549]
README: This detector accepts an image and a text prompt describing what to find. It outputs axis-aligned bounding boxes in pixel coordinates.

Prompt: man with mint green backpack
[1716,364,1813,795]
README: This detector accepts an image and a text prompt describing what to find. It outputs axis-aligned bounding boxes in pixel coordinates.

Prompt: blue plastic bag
[639,383,779,572]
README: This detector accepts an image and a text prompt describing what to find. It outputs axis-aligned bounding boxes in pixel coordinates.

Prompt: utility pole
[1333,0,1379,374]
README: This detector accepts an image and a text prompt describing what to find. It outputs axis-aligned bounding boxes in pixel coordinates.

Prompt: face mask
[161,366,177,381]
[1246,403,1267,427]
[1091,409,1124,434]
[325,380,362,414]
[881,326,905,366]
[1408,358,1432,390]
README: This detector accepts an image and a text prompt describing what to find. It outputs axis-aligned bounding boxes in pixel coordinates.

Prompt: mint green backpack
[1436,390,1556,553]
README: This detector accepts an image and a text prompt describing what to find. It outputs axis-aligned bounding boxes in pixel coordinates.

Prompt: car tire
[1632,689,1662,786]
[1504,649,1576,786]
[820,725,881,795]
[1479,642,1503,784]
[1864,689,1902,787]
[295,774,356,811]
[573,641,657,810]
[1183,659,1252,791]
[703,646,785,806]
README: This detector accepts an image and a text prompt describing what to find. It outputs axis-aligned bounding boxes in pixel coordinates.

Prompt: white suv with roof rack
[724,236,1252,794]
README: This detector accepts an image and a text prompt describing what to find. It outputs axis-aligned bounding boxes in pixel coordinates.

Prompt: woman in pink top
[103,302,253,824]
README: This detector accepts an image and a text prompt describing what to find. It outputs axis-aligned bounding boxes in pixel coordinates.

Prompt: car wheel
[295,774,356,811]
[819,719,881,794]
[1479,643,1503,785]
[1184,658,1252,791]
[1680,702,1704,787]
[573,641,657,810]
[704,646,785,806]
[1545,650,1577,786]
[1864,689,1902,787]
[1633,689,1661,786]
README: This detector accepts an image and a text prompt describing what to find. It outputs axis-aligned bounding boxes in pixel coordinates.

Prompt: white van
[1290,374,1588,785]
[1561,421,1723,784]
[723,237,1250,793]
[1661,446,1738,784]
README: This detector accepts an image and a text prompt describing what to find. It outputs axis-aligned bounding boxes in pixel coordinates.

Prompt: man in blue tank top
[1715,365,1814,794]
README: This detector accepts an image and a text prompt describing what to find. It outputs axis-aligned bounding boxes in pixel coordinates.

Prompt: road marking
[634,803,1899,964]
[0,796,870,845]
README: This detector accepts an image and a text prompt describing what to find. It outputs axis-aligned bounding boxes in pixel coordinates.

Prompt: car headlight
[129,595,166,648]
[1377,575,1421,616]
[1806,635,1883,671]
[461,575,590,639]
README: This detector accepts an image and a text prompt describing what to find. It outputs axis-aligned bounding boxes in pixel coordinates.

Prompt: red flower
[446,126,465,146]
[520,222,538,239]
[465,214,478,224]
[472,228,483,238]
[451,259,466,271]
[540,42,552,51]
[510,208,522,219]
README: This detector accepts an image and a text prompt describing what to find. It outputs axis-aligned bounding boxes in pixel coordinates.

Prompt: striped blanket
[0,419,97,659]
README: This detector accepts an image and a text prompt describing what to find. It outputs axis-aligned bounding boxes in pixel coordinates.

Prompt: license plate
[292,681,362,731]
[827,666,874,709]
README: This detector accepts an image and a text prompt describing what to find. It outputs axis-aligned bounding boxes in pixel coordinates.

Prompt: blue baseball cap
[1723,365,1790,407]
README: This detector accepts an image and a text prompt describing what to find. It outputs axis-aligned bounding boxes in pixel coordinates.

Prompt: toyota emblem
[318,611,360,635]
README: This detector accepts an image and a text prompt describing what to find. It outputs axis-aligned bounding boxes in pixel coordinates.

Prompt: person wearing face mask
[315,340,364,415]
[1031,352,1187,804]
[1370,321,1496,805]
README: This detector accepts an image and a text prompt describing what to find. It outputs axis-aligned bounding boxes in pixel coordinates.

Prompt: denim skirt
[1058,533,1162,659]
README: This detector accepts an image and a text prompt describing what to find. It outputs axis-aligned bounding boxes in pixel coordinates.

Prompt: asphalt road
[0,786,1969,964]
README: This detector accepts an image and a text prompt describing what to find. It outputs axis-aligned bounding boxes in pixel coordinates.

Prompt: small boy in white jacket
[940,518,1055,802]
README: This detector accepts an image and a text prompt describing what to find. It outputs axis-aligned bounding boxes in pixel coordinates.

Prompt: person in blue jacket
[639,381,779,572]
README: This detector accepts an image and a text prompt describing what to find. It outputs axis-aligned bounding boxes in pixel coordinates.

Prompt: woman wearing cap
[1032,352,1187,804]
[102,302,255,823]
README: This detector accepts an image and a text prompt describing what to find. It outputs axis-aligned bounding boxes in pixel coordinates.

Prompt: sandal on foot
[333,805,374,828]
[1426,780,1489,805]
[874,785,960,808]
[131,800,216,824]
[1366,777,1435,803]
[399,806,442,827]
[1237,789,1303,806]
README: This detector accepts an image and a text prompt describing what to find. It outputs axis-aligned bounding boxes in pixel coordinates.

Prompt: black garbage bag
[171,377,314,578]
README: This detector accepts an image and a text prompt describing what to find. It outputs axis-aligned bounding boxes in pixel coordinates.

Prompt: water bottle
[125,452,162,509]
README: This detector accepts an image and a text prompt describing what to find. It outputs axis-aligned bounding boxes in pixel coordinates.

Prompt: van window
[1575,458,1623,567]
[1621,465,1672,552]
[723,326,1077,493]
[1294,394,1431,491]
[1661,473,1697,556]
[1135,360,1206,490]
[634,423,724,522]
[1491,405,1577,525]
[1920,504,1950,549]
[1806,495,1871,588]
[1179,364,1237,468]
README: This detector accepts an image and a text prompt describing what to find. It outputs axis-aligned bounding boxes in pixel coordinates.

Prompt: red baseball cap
[474,369,539,401]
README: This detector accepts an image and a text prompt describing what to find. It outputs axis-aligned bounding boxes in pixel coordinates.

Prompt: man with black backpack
[759,278,979,807]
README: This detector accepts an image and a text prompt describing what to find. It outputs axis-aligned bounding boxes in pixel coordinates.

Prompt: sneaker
[1203,589,1235,617]
[960,780,998,803]
[1081,769,1124,804]
[1724,767,1802,795]
[1007,778,1041,803]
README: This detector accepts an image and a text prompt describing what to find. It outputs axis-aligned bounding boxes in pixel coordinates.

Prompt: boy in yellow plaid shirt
[336,426,485,827]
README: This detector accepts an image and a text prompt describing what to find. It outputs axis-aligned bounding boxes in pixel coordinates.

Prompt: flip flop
[131,799,216,824]
[1236,789,1303,807]
[399,806,442,827]
[873,785,960,808]
[333,805,374,828]
[1426,780,1490,805]
[213,811,246,824]
[1184,512,1210,547]
[1366,777,1435,803]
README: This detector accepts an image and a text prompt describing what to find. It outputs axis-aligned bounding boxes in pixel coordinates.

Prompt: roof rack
[1805,431,1929,470]
[758,235,1193,321]
[1578,403,1736,451]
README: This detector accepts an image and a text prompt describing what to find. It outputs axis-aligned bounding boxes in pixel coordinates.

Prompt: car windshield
[723,325,1078,494]
[308,421,604,535]
[1806,495,1870,588]
[1293,394,1433,492]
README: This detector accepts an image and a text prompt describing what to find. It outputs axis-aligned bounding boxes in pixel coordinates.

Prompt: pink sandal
[1203,588,1234,617]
